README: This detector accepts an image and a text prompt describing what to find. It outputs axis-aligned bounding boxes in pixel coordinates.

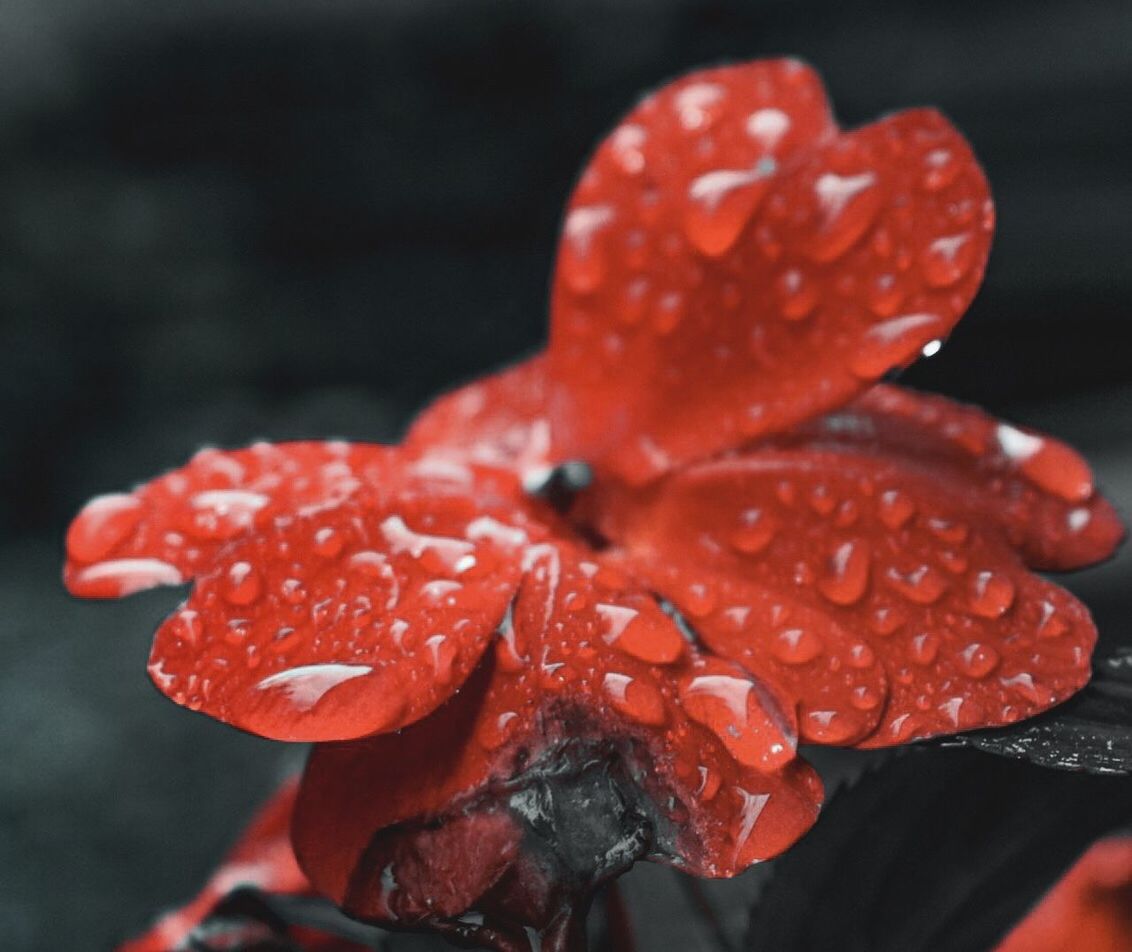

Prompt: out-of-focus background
[2,1,1130,949]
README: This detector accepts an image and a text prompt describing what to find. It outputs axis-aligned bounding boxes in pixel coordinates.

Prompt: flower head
[66,59,1122,950]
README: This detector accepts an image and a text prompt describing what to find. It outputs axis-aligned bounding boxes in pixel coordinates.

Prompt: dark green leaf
[746,748,1132,952]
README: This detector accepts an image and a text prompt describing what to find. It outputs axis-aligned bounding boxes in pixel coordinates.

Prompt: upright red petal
[294,542,821,946]
[548,59,992,483]
[119,779,307,952]
[594,447,1100,747]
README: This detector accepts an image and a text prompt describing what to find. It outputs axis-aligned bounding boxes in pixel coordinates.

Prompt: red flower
[995,837,1132,952]
[66,60,1122,950]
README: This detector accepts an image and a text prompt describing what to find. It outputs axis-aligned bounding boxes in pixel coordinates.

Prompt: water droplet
[921,233,973,287]
[674,82,725,130]
[223,561,261,606]
[800,707,862,744]
[615,277,650,325]
[682,582,717,619]
[603,673,667,726]
[424,634,458,685]
[729,508,776,555]
[968,570,1015,618]
[280,578,307,604]
[170,609,202,647]
[72,558,183,597]
[877,489,916,529]
[925,517,969,544]
[999,672,1045,704]
[477,710,521,751]
[609,123,647,176]
[653,291,686,334]
[746,107,791,149]
[597,603,684,664]
[685,164,773,257]
[958,642,1000,679]
[850,685,881,711]
[771,627,824,665]
[313,526,344,558]
[66,493,142,562]
[996,426,1094,502]
[560,205,614,294]
[851,313,945,379]
[818,540,871,606]
[776,267,818,320]
[1037,600,1069,639]
[910,632,941,666]
[808,171,881,262]
[695,765,722,801]
[848,643,876,668]
[867,273,904,317]
[255,663,375,713]
[885,564,948,604]
[680,674,795,770]
[189,490,269,540]
[808,484,836,516]
[380,516,475,575]
[870,606,906,636]
[922,148,961,191]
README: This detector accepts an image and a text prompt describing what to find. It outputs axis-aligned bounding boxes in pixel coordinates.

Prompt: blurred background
[1,1,1130,949]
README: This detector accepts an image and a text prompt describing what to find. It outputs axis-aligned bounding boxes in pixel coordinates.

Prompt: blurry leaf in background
[745,748,1132,952]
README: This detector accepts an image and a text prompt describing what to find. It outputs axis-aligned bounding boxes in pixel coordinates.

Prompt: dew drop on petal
[958,642,1000,679]
[877,489,916,530]
[684,164,773,258]
[680,674,795,770]
[560,204,614,294]
[771,627,824,665]
[66,493,143,562]
[223,560,262,606]
[909,632,941,666]
[817,540,871,606]
[729,508,776,555]
[808,171,881,262]
[603,672,668,726]
[850,313,945,379]
[885,563,949,604]
[921,233,973,287]
[596,603,684,664]
[776,267,818,321]
[968,570,1015,619]
[73,558,183,596]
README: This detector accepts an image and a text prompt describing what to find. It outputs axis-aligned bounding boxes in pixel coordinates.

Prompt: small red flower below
[64,58,1123,951]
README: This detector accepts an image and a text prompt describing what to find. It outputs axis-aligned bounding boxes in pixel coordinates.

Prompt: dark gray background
[2,1,1130,949]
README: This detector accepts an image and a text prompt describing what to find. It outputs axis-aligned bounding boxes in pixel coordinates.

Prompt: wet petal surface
[294,542,821,944]
[594,447,1100,747]
[547,60,992,483]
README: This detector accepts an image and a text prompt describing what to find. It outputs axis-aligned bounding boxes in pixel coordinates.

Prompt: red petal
[148,490,535,741]
[295,542,821,935]
[595,447,1099,747]
[547,59,993,483]
[786,384,1123,570]
[995,837,1132,952]
[65,442,401,597]
[405,355,552,478]
[119,779,307,952]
